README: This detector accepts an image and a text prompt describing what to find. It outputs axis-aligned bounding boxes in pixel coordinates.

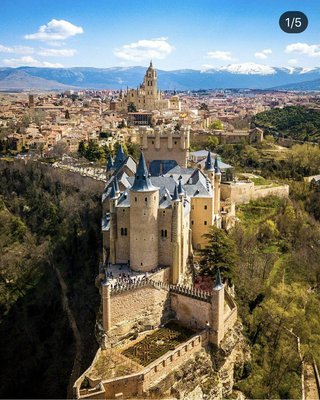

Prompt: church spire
[178,177,184,195]
[172,183,179,201]
[131,152,157,192]
[205,150,214,171]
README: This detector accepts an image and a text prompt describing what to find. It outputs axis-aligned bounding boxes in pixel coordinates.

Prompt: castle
[73,124,238,399]
[112,61,181,112]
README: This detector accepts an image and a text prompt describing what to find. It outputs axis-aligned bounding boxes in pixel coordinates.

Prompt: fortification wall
[110,284,170,338]
[150,267,171,283]
[171,292,211,330]
[221,182,289,204]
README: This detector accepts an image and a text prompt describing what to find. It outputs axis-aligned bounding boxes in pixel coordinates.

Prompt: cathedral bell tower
[144,60,158,107]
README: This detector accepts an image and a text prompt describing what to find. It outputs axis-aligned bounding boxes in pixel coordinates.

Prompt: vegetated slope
[253,106,320,141]
[0,160,102,398]
[230,195,320,398]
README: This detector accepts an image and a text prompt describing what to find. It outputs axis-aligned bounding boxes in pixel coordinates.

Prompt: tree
[199,226,237,280]
[199,103,209,111]
[209,119,224,130]
[206,136,219,150]
[128,102,137,112]
[78,140,86,156]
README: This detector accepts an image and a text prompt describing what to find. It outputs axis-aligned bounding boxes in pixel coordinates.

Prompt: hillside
[253,106,320,142]
[0,160,101,398]
[0,70,74,91]
[1,65,320,90]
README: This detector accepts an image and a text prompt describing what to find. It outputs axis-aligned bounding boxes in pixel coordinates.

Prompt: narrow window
[135,197,137,202]
[124,228,128,236]
[204,221,207,225]
[191,221,194,225]
[121,228,124,235]
[161,229,164,237]
[145,197,148,202]
[204,205,207,210]
[164,230,167,238]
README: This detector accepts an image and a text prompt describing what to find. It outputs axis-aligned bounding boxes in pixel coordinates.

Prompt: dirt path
[305,364,319,400]
[53,265,83,399]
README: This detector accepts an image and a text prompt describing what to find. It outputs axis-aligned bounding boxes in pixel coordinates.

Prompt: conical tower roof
[205,151,214,171]
[107,154,114,171]
[114,145,126,169]
[213,268,223,290]
[109,180,118,199]
[214,156,221,175]
[131,152,157,192]
[178,178,184,195]
[172,183,179,201]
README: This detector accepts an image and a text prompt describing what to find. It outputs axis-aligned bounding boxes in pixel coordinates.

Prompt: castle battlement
[107,278,211,303]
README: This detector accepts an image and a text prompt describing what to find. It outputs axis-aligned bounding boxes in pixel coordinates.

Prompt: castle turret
[214,156,221,215]
[102,275,111,333]
[210,268,225,345]
[171,184,182,284]
[130,152,159,271]
[114,145,126,170]
[204,151,215,188]
[109,181,120,264]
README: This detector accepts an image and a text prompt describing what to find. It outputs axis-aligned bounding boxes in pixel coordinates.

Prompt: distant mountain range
[1,64,320,91]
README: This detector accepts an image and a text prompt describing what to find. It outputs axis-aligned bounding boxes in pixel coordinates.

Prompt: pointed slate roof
[109,180,118,199]
[178,177,185,195]
[172,183,179,201]
[107,154,114,171]
[114,176,120,193]
[214,156,221,175]
[213,268,223,290]
[114,145,126,169]
[130,152,158,192]
[204,151,214,171]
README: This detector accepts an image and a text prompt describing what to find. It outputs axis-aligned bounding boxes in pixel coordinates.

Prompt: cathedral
[102,125,223,284]
[113,61,181,112]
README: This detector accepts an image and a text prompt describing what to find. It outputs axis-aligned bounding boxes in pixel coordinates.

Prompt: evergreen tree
[199,226,237,279]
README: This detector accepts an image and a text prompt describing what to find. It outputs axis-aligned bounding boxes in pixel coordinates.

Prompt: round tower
[130,152,159,271]
[214,156,221,215]
[210,268,225,345]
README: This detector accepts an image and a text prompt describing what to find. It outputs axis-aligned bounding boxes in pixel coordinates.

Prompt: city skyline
[1,0,320,72]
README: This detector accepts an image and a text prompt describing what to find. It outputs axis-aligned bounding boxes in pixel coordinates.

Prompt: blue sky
[0,0,320,72]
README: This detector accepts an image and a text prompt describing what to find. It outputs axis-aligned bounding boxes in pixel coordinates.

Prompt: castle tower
[109,181,119,264]
[204,151,215,188]
[102,276,111,333]
[144,61,158,107]
[214,156,221,215]
[171,184,182,284]
[130,152,159,271]
[210,268,225,345]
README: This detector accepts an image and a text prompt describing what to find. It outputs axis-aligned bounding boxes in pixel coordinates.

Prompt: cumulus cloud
[288,58,298,65]
[0,44,34,54]
[3,56,63,68]
[220,62,275,75]
[285,42,320,57]
[37,48,76,57]
[254,49,272,60]
[206,50,235,61]
[25,19,83,41]
[114,37,174,62]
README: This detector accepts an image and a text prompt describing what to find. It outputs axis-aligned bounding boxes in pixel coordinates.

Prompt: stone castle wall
[221,181,289,204]
[109,284,170,339]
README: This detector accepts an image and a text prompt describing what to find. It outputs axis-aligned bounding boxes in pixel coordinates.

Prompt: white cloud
[254,49,272,60]
[38,48,76,57]
[285,42,320,57]
[3,56,63,68]
[25,19,83,41]
[114,37,174,62]
[0,44,34,54]
[288,58,298,65]
[220,62,275,75]
[206,50,235,61]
